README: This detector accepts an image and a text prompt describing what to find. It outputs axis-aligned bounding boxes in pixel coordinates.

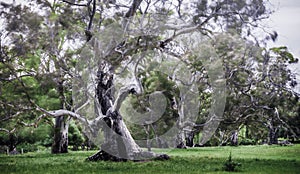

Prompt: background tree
[211,43,299,146]
[0,0,85,153]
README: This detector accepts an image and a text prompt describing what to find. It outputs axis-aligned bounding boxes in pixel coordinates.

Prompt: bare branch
[75,98,91,113]
[125,0,143,18]
[37,107,88,124]
[0,111,22,122]
[162,8,219,44]
[133,54,145,94]
[84,0,96,41]
[0,128,16,134]
[20,113,47,127]
[274,107,298,138]
[61,0,87,7]
[112,84,136,112]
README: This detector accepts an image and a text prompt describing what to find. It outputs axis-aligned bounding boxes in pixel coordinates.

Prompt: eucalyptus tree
[214,43,299,145]
[0,0,285,161]
[68,0,277,159]
[250,47,299,144]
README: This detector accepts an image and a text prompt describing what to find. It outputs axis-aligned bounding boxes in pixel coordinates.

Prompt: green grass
[0,145,299,174]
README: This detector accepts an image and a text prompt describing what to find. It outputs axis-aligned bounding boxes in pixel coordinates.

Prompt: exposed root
[86,150,170,162]
[86,150,127,162]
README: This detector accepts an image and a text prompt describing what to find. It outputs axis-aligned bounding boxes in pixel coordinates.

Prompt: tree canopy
[0,0,299,160]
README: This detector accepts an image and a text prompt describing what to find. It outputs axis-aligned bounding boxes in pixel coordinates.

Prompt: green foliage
[0,0,86,152]
[68,121,84,148]
[209,33,300,145]
[270,46,299,63]
[16,143,38,153]
[0,123,53,153]
[239,138,256,146]
[123,68,179,144]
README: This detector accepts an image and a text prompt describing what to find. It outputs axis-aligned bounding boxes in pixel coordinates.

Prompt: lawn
[0,145,299,174]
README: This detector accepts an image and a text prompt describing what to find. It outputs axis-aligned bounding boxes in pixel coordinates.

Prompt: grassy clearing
[0,145,299,174]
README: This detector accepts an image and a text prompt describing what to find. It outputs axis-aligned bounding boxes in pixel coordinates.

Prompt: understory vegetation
[1,145,299,174]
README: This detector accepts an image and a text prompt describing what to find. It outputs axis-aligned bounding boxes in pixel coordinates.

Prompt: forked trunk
[87,69,169,161]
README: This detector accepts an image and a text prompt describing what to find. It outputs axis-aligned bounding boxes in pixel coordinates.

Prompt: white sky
[268,0,300,58]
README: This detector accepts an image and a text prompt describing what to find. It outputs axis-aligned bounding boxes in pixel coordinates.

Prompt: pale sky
[267,0,300,93]
[268,0,300,58]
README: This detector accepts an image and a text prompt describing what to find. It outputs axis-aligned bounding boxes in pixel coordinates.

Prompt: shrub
[17,143,38,153]
[239,138,256,145]
[223,152,241,172]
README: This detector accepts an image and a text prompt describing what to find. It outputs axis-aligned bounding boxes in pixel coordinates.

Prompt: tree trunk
[186,131,194,147]
[87,69,169,161]
[267,117,279,145]
[144,125,151,151]
[268,126,278,145]
[155,135,164,148]
[176,130,186,148]
[52,116,69,153]
[8,134,17,152]
[52,77,69,154]
[230,130,239,146]
[88,110,166,161]
[152,124,164,148]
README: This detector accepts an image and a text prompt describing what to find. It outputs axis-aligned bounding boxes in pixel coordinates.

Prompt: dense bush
[68,121,84,150]
[0,124,52,153]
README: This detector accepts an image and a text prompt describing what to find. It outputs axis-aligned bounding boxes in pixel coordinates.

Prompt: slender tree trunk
[230,130,239,146]
[144,125,151,151]
[176,95,186,149]
[155,135,163,148]
[152,124,163,148]
[245,125,249,139]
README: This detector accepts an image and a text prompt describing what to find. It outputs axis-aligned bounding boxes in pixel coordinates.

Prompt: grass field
[0,145,299,174]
